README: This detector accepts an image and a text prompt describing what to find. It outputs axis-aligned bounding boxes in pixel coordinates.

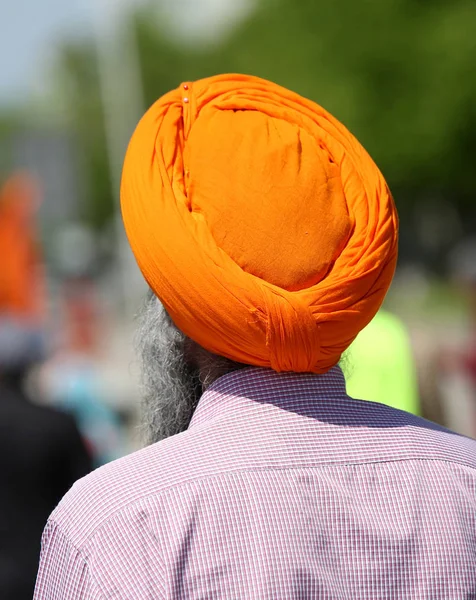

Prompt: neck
[185,337,246,391]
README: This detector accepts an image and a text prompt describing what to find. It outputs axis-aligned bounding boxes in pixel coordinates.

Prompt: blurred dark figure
[0,364,92,600]
[0,173,92,600]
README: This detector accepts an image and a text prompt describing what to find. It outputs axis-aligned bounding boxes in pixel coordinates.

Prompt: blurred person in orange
[35,75,476,599]
[0,173,92,600]
[0,172,44,322]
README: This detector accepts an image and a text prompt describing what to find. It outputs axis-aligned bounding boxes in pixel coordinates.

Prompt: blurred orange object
[0,172,45,322]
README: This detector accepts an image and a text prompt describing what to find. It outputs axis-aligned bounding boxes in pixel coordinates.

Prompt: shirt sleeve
[34,520,105,600]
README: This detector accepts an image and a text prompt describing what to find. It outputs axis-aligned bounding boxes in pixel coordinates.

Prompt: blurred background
[2,0,476,459]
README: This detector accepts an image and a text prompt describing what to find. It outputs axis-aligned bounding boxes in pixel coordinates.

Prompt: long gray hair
[136,295,243,445]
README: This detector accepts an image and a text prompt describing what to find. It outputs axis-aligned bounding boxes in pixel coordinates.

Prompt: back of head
[122,74,398,376]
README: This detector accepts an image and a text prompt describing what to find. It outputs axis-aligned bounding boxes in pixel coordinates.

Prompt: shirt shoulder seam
[71,456,476,550]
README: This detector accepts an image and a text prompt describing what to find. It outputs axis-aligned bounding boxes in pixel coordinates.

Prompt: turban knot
[121,74,398,373]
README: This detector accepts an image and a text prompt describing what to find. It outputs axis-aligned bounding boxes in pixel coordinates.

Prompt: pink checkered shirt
[35,366,476,599]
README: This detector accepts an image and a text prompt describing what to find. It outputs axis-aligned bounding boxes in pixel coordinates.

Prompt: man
[0,173,92,600]
[35,75,476,599]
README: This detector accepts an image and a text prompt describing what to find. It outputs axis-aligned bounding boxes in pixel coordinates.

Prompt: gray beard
[136,296,201,445]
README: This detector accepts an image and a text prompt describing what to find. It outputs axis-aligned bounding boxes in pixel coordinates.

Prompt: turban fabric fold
[121,74,398,373]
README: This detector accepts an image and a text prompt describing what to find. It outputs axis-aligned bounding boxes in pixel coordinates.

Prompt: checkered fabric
[34,366,476,599]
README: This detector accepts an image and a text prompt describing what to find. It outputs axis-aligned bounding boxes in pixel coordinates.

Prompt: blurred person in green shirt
[346,309,420,415]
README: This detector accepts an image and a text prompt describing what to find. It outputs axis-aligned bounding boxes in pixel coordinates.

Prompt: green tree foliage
[56,43,112,229]
[56,0,476,230]
[216,0,476,215]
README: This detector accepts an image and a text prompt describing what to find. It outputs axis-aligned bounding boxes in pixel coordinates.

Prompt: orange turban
[121,74,398,373]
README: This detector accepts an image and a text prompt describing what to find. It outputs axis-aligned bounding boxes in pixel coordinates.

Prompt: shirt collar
[189,365,349,428]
